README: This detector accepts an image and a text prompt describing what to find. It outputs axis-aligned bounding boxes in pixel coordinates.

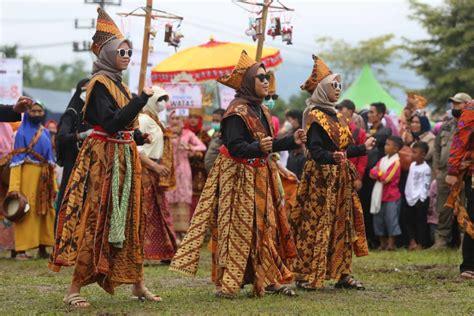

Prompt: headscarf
[410,111,431,140]
[91,38,132,82]
[139,86,169,159]
[0,123,13,159]
[185,116,203,135]
[303,73,341,127]
[10,104,55,167]
[232,63,266,106]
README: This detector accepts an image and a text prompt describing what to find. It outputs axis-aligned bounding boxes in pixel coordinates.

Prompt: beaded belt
[91,126,134,144]
[219,145,267,168]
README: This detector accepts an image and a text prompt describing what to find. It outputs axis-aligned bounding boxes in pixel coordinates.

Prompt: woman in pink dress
[166,110,206,242]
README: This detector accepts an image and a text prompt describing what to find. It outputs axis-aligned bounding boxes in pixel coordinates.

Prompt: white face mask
[80,91,86,102]
[157,100,167,112]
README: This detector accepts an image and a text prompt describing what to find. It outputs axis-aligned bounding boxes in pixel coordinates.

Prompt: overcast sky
[1,0,443,98]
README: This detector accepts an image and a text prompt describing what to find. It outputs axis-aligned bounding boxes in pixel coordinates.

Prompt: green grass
[0,248,473,315]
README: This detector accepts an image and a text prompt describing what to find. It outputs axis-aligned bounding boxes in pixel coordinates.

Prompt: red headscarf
[185,115,203,134]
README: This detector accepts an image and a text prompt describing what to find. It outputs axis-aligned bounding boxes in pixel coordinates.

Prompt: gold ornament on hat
[267,70,276,95]
[91,7,125,56]
[407,92,427,109]
[217,50,256,90]
[300,55,333,94]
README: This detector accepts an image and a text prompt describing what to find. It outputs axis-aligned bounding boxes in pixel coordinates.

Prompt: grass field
[0,248,473,315]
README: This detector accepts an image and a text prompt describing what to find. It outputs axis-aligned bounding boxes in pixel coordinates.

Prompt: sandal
[63,293,90,308]
[265,285,296,297]
[460,271,474,280]
[295,280,318,291]
[335,276,365,290]
[15,253,32,261]
[131,287,162,302]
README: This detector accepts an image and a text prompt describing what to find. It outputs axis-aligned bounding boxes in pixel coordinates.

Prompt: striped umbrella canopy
[151,38,282,83]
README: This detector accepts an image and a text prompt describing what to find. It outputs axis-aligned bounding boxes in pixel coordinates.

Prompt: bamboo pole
[255,0,272,62]
[138,0,153,92]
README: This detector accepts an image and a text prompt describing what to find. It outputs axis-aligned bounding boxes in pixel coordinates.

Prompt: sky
[0,0,444,100]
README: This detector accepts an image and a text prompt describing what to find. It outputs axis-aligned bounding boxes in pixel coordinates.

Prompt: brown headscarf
[233,63,266,106]
[91,38,132,83]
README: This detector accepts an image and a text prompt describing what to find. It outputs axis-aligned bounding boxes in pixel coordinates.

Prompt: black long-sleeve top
[307,110,366,165]
[0,105,21,122]
[85,82,150,145]
[221,104,299,159]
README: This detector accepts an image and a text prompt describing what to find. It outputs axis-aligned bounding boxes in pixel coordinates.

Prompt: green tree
[315,34,402,89]
[405,0,474,111]
[1,44,89,91]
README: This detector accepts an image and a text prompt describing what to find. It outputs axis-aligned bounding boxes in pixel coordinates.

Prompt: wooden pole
[138,0,153,92]
[255,0,271,62]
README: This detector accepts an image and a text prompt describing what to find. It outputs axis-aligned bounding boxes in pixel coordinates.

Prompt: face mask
[80,91,86,102]
[264,99,275,110]
[451,108,462,119]
[28,116,44,125]
[157,100,167,112]
[211,122,220,132]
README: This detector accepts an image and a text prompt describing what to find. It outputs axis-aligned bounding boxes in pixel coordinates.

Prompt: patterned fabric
[170,101,296,297]
[446,103,474,238]
[109,143,132,248]
[91,7,124,56]
[142,167,177,261]
[190,129,211,216]
[447,103,474,176]
[300,55,333,94]
[216,50,256,90]
[49,76,144,294]
[289,108,368,288]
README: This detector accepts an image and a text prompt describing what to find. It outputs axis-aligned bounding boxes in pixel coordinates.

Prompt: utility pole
[255,0,271,62]
[138,0,153,92]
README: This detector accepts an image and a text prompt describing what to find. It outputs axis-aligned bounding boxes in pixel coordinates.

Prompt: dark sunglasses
[255,73,271,83]
[265,94,279,101]
[157,95,169,102]
[331,81,342,90]
[117,48,133,58]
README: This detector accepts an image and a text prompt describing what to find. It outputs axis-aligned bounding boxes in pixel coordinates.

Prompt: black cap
[336,99,355,111]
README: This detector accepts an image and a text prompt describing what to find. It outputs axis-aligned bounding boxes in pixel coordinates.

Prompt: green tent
[341,64,403,115]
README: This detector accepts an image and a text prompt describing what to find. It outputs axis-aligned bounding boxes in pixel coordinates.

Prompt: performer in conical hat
[49,8,160,308]
[170,50,307,298]
[289,55,375,290]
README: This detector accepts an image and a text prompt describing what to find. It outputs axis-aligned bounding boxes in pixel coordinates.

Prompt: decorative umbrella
[151,38,282,83]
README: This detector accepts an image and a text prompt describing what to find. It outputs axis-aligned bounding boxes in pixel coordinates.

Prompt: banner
[163,84,202,109]
[128,50,169,94]
[0,58,23,105]
[218,84,235,110]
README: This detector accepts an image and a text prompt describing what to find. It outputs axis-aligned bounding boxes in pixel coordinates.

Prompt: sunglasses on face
[265,94,279,101]
[255,73,271,83]
[117,48,133,58]
[331,81,342,90]
[157,95,169,102]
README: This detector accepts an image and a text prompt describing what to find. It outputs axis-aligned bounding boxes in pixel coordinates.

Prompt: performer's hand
[365,137,376,151]
[153,164,170,177]
[77,129,93,140]
[260,136,273,153]
[294,129,307,145]
[333,151,346,163]
[354,179,363,191]
[142,133,152,144]
[13,96,34,113]
[142,87,154,96]
[445,175,458,188]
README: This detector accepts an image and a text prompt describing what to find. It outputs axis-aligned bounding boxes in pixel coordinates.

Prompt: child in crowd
[427,179,438,245]
[405,141,432,250]
[370,136,404,250]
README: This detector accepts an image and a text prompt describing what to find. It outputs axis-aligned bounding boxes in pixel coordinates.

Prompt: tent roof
[340,65,403,114]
